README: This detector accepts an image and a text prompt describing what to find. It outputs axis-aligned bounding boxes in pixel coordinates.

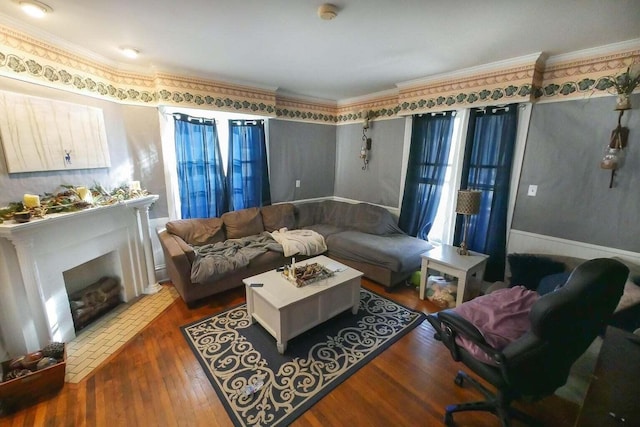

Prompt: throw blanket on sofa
[190,232,283,284]
[269,228,328,257]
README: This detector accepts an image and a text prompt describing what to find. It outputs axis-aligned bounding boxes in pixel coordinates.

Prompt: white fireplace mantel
[0,195,159,356]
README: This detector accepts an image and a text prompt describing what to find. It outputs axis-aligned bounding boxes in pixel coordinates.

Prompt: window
[399,104,531,279]
[227,120,271,210]
[173,114,226,218]
[158,106,270,220]
[427,112,465,245]
[398,111,456,240]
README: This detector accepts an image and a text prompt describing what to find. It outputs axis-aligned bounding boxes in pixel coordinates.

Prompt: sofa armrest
[157,228,194,299]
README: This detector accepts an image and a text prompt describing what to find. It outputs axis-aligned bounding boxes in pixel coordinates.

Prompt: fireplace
[64,253,123,332]
[0,196,159,355]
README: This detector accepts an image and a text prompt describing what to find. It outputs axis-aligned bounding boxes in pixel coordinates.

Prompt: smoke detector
[317,3,338,20]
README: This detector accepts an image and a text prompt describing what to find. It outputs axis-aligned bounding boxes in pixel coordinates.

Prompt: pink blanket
[453,286,539,365]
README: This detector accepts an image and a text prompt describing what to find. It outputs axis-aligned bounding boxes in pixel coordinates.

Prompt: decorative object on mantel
[455,189,482,255]
[601,63,638,188]
[12,211,32,223]
[0,183,149,224]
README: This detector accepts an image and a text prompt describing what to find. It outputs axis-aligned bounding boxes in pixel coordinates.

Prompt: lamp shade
[455,190,481,215]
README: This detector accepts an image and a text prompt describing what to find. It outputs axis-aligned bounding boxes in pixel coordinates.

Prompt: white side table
[419,244,489,307]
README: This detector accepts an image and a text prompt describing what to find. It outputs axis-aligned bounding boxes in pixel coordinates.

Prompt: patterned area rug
[181,289,425,427]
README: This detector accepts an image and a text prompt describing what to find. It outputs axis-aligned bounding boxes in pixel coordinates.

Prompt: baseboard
[507,230,640,264]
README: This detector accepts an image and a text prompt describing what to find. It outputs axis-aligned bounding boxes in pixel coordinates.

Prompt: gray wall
[334,118,405,207]
[0,77,168,218]
[268,119,336,202]
[5,72,638,255]
[512,94,640,252]
[121,105,167,218]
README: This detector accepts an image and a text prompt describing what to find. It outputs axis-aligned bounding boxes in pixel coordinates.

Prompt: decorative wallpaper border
[337,94,401,123]
[0,24,277,115]
[275,95,337,123]
[537,49,640,101]
[0,24,637,124]
[396,60,541,115]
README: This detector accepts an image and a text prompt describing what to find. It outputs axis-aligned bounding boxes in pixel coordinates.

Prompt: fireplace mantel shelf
[0,195,158,237]
[0,194,160,356]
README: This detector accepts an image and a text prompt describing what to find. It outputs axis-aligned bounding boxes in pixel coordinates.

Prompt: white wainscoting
[508,229,640,265]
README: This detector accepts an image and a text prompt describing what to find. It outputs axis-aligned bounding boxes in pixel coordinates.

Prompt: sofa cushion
[174,236,197,262]
[348,203,404,235]
[313,200,403,235]
[326,230,433,273]
[316,200,347,227]
[166,218,225,246]
[260,203,295,232]
[221,207,264,239]
[295,202,320,228]
[302,224,344,238]
[508,254,565,290]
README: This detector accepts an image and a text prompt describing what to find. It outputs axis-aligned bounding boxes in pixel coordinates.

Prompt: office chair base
[444,371,542,427]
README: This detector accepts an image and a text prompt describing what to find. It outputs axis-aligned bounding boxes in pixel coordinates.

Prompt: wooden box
[0,346,66,408]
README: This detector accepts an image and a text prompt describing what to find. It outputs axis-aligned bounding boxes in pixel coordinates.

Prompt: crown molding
[545,38,640,66]
[337,88,399,107]
[275,90,336,107]
[0,15,149,72]
[0,15,636,123]
[396,52,544,90]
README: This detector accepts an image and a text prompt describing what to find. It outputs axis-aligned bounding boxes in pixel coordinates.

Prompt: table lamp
[455,190,481,255]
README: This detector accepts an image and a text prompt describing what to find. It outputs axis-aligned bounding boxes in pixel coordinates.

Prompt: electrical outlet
[295,180,301,188]
[527,185,538,197]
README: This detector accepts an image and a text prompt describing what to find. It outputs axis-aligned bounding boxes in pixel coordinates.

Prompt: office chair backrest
[501,258,628,397]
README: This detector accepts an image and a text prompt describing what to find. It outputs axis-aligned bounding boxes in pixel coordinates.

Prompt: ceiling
[1,0,639,102]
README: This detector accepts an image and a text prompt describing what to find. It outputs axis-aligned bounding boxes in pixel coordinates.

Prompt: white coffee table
[243,255,363,354]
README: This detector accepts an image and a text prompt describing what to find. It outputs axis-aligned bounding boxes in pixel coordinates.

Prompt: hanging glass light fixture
[601,62,637,188]
[600,111,629,188]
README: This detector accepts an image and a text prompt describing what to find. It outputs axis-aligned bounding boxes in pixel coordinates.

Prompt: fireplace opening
[63,252,124,332]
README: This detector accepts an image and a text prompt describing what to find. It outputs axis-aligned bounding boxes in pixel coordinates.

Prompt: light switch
[527,185,538,197]
[295,180,301,188]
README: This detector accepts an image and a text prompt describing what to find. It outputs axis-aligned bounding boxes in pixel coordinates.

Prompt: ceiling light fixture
[120,47,140,59]
[317,3,338,20]
[18,0,52,18]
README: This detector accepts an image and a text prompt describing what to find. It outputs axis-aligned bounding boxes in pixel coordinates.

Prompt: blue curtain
[398,112,455,239]
[174,114,227,218]
[227,120,271,210]
[455,105,518,281]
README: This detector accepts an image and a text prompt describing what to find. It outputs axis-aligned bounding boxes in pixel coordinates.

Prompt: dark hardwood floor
[1,279,578,426]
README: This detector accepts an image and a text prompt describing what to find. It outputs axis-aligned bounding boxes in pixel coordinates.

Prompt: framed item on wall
[0,90,111,173]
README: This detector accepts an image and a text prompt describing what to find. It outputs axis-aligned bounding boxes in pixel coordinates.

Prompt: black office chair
[426,258,629,427]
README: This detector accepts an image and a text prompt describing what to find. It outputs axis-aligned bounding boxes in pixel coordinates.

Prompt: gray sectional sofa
[158,200,433,306]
